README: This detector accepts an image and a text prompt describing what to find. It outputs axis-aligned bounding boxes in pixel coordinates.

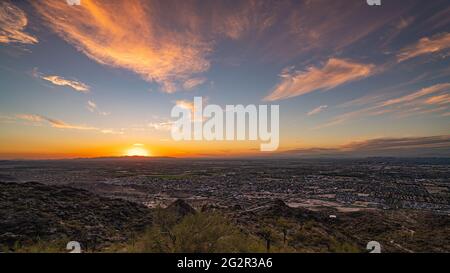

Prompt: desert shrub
[124,212,265,253]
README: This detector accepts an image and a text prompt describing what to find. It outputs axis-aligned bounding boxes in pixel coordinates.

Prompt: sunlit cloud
[380,83,450,107]
[315,83,450,129]
[264,58,374,101]
[41,75,89,93]
[32,0,212,93]
[307,105,328,116]
[31,0,404,94]
[41,116,95,130]
[425,94,450,105]
[175,100,195,112]
[397,32,450,62]
[0,1,38,44]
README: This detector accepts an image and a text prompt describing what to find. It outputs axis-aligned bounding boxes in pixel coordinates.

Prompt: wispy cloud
[41,75,89,93]
[183,77,207,90]
[148,120,173,131]
[87,100,109,116]
[32,0,212,93]
[380,83,450,107]
[315,83,450,129]
[15,114,43,122]
[264,58,374,101]
[425,94,450,105]
[307,105,328,116]
[31,0,409,93]
[285,135,450,157]
[0,1,38,44]
[175,100,195,112]
[14,113,127,135]
[16,114,95,130]
[342,135,450,152]
[397,32,450,62]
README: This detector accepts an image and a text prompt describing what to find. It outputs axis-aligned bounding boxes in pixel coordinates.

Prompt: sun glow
[125,145,150,157]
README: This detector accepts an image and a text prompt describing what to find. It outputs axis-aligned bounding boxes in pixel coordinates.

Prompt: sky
[0,0,449,159]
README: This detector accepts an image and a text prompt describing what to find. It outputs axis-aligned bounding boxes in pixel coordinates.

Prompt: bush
[125,212,265,253]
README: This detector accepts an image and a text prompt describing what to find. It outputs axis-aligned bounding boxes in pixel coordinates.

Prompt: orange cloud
[32,0,211,93]
[0,1,38,44]
[380,83,450,107]
[264,58,374,101]
[397,32,450,62]
[425,94,450,105]
[41,75,89,93]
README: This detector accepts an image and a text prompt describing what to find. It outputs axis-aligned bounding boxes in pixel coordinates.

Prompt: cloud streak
[285,135,450,157]
[16,114,94,130]
[14,113,124,135]
[0,1,38,44]
[315,83,450,129]
[183,77,207,90]
[264,58,374,101]
[342,136,450,152]
[87,100,109,116]
[307,105,328,116]
[41,75,89,93]
[397,32,450,62]
[31,0,410,94]
[32,0,211,93]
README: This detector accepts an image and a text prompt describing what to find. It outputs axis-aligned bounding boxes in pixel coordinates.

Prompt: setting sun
[125,144,150,157]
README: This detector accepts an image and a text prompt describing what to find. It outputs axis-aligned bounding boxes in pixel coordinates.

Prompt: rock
[166,199,196,218]
[0,182,153,250]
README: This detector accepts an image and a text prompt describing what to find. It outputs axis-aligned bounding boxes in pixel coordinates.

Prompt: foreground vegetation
[2,182,448,253]
[9,209,361,253]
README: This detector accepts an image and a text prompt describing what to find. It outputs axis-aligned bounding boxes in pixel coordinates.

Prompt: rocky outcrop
[166,199,196,219]
[0,182,152,250]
